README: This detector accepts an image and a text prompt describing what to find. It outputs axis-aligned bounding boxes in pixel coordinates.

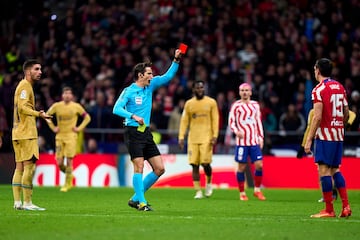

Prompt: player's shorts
[55,134,77,159]
[314,139,343,168]
[12,139,39,162]
[187,142,213,165]
[124,126,160,160]
[234,145,263,163]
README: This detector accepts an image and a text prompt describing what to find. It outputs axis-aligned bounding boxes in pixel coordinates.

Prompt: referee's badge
[135,96,142,105]
[20,90,27,99]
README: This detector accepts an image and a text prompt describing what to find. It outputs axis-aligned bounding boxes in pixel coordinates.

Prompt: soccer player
[113,48,182,211]
[228,83,266,201]
[12,59,52,210]
[178,80,219,199]
[46,87,91,192]
[304,58,351,218]
[297,108,356,202]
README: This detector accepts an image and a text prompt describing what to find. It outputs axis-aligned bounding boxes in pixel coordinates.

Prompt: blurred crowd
[1,0,360,153]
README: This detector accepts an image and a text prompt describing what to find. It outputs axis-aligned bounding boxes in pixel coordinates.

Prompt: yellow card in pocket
[137,124,146,132]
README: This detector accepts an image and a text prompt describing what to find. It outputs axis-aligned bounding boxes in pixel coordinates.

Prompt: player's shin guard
[132,172,159,201]
[320,176,334,213]
[193,180,201,191]
[12,170,23,202]
[236,172,245,192]
[254,170,263,190]
[65,167,73,187]
[203,164,212,184]
[133,173,146,204]
[333,172,349,208]
[22,163,35,204]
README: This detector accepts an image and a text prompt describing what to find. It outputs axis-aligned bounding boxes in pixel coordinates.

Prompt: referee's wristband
[174,57,180,63]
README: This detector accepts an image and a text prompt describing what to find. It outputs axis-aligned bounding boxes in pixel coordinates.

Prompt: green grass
[0,185,359,240]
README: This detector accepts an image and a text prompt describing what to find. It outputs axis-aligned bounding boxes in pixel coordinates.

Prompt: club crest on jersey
[135,96,142,105]
[20,90,27,99]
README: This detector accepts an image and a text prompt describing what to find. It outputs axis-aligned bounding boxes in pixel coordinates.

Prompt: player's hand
[211,137,217,145]
[53,126,59,133]
[178,139,184,150]
[304,139,312,155]
[296,146,305,159]
[39,110,52,123]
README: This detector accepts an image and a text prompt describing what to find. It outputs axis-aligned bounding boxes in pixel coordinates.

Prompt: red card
[179,43,188,54]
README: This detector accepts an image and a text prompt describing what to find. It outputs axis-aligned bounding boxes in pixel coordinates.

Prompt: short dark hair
[62,86,73,93]
[133,61,152,81]
[192,80,205,88]
[315,58,333,77]
[23,59,41,72]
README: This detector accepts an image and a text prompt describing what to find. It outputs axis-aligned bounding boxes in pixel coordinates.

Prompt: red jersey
[228,100,264,146]
[311,79,348,141]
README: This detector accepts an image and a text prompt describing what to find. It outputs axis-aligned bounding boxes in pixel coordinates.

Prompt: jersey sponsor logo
[331,118,344,127]
[191,113,207,119]
[20,90,27,99]
[135,96,142,105]
[241,116,255,125]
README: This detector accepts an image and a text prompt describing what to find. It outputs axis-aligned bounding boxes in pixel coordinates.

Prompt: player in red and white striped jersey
[228,83,266,201]
[304,58,351,218]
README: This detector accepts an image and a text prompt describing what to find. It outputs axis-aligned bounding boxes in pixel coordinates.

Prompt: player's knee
[155,167,165,176]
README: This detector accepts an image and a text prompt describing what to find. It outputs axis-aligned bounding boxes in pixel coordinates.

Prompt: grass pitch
[0,185,359,240]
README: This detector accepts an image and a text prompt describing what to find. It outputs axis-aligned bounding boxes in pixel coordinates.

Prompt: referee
[113,48,182,211]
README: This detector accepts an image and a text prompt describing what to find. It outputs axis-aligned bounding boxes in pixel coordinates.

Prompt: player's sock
[203,164,212,184]
[333,172,349,207]
[320,176,334,213]
[133,173,146,204]
[193,180,201,191]
[12,170,23,202]
[205,175,212,185]
[236,171,245,192]
[65,167,73,187]
[22,163,35,204]
[254,169,263,190]
[132,172,159,201]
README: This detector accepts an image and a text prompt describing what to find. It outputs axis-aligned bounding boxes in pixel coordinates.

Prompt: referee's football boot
[128,199,139,209]
[138,202,153,211]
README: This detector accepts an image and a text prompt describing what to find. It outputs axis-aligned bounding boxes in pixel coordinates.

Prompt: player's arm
[178,102,190,150]
[45,104,57,131]
[348,110,356,125]
[255,103,264,149]
[18,97,41,117]
[74,105,91,132]
[228,102,242,138]
[304,103,322,154]
[301,109,314,147]
[297,109,313,158]
[211,100,219,144]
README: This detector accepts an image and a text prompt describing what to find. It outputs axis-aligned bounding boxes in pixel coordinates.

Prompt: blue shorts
[234,145,263,163]
[314,139,343,168]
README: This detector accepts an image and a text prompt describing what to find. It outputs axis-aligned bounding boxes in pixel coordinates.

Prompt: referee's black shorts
[124,126,160,160]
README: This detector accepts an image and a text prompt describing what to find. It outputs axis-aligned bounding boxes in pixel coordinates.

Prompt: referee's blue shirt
[113,61,179,127]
